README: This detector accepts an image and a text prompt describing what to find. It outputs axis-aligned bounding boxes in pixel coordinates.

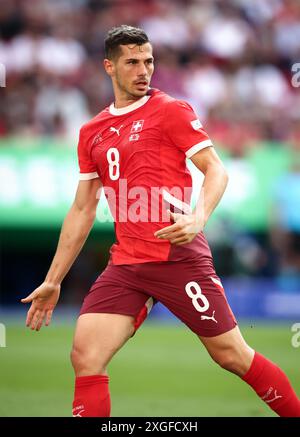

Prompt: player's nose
[137,63,148,77]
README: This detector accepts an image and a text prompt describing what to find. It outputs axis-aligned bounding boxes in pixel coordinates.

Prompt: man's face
[105,42,154,99]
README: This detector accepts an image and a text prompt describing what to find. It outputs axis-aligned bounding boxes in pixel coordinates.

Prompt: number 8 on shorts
[185,281,210,313]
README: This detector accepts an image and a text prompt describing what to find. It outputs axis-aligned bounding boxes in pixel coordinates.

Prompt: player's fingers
[155,227,184,237]
[175,239,191,245]
[35,311,46,331]
[30,310,41,330]
[21,291,36,304]
[158,230,186,240]
[170,236,190,245]
[26,308,35,327]
[45,310,53,327]
[154,223,181,237]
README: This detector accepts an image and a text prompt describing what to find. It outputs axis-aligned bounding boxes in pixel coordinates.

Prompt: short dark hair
[104,25,150,60]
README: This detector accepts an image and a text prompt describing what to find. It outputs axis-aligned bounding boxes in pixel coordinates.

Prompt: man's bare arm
[21,178,102,330]
[190,146,228,226]
[45,178,102,285]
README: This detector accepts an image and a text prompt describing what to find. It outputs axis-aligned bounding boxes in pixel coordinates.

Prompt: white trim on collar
[109,95,151,116]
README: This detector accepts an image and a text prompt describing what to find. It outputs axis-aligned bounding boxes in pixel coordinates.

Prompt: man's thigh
[137,260,237,337]
[79,264,154,335]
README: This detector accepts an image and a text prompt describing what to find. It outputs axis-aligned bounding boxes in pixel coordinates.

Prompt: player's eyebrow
[125,57,154,62]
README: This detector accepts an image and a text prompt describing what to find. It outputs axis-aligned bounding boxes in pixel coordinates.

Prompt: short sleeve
[164,100,213,158]
[77,127,99,180]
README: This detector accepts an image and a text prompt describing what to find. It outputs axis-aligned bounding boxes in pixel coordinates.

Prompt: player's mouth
[134,80,148,90]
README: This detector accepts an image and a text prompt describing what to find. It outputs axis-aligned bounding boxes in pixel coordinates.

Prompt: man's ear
[103,59,114,77]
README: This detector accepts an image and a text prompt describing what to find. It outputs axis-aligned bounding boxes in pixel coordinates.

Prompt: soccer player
[21,25,300,417]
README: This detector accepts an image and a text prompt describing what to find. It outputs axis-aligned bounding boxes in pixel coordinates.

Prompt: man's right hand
[21,282,61,331]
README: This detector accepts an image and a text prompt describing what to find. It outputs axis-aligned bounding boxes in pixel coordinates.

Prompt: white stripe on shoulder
[79,172,99,180]
[186,140,213,158]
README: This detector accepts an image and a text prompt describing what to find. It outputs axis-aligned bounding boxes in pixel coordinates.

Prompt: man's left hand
[154,210,204,245]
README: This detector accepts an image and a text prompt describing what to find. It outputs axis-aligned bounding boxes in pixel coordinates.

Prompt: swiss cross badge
[130,120,144,133]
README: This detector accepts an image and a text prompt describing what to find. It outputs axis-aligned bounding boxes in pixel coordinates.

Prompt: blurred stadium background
[0,0,300,417]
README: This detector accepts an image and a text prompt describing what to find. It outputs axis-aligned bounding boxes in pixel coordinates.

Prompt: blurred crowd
[0,0,300,285]
[0,0,300,153]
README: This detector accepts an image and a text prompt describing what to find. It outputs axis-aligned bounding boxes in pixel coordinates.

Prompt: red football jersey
[78,88,214,265]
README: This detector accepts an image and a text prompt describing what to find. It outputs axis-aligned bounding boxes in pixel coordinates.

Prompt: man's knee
[200,326,255,376]
[211,345,253,376]
[213,348,240,373]
[70,313,135,376]
[70,344,109,376]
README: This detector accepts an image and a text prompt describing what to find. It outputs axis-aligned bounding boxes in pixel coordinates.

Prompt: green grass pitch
[0,321,299,417]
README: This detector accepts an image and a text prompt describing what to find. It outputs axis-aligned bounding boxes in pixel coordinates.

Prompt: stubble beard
[116,74,148,101]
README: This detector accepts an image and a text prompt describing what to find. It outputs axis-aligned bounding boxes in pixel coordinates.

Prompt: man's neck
[113,95,145,109]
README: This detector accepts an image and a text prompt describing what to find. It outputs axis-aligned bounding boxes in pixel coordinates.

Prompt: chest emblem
[131,120,144,133]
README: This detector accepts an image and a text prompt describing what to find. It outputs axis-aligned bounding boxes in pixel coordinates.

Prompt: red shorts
[79,260,237,337]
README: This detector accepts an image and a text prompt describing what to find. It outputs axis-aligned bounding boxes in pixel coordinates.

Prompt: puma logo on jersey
[73,409,84,417]
[72,405,85,417]
[110,125,123,136]
[201,310,218,323]
[261,387,282,404]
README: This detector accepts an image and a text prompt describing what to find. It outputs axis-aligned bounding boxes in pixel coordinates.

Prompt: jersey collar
[109,94,151,116]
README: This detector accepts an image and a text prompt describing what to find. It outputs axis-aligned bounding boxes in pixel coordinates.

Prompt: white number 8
[185,281,209,313]
[107,147,120,180]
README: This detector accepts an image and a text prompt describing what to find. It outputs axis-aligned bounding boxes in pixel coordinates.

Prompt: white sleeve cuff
[185,140,213,158]
[79,172,99,180]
